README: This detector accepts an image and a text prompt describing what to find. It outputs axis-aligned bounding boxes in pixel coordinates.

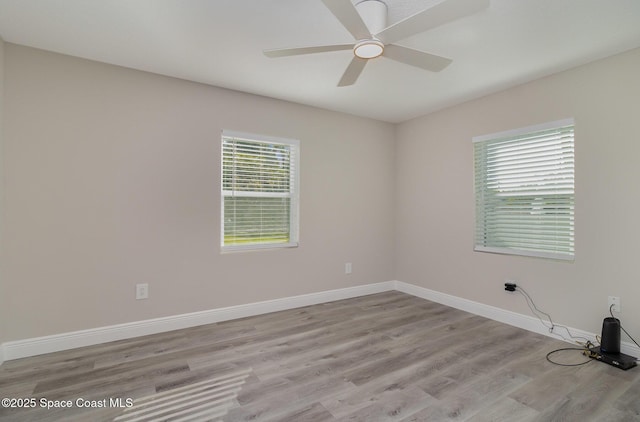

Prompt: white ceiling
[0,0,639,123]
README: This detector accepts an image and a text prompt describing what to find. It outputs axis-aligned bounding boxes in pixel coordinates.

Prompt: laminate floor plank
[464,397,539,422]
[1,291,639,422]
[342,316,494,387]
[508,361,603,412]
[226,373,353,421]
[333,386,434,422]
[186,303,421,372]
[320,370,437,420]
[261,402,334,422]
[594,406,640,422]
[613,375,640,415]
[534,370,631,421]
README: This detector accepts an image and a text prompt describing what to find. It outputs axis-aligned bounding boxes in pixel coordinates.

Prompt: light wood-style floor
[1,291,639,421]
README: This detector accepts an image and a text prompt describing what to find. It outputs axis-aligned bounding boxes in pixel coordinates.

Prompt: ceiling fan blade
[383,44,452,72]
[321,0,372,40]
[264,44,353,58]
[338,57,368,87]
[375,0,489,45]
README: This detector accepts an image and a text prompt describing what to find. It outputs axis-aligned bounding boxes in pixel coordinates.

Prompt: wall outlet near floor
[608,296,620,312]
[136,283,149,300]
[345,262,352,275]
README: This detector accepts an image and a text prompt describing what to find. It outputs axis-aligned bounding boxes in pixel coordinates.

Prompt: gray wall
[2,44,396,341]
[395,47,640,339]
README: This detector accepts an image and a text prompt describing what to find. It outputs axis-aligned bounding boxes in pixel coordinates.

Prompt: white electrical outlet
[345,262,352,275]
[608,296,620,312]
[136,283,149,300]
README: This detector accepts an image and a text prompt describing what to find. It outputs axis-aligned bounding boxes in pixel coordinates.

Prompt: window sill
[221,242,299,253]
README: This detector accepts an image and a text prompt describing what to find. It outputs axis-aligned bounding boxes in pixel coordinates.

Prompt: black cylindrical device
[600,317,621,354]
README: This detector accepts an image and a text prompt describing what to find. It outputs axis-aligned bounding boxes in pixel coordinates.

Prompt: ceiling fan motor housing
[356,0,388,35]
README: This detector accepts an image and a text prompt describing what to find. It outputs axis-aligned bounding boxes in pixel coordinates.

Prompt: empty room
[1,0,640,421]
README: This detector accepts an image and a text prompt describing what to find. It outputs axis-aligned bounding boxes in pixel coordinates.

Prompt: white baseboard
[0,281,395,362]
[2,279,638,363]
[395,280,640,359]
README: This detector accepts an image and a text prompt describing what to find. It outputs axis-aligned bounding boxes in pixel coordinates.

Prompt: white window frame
[221,130,300,252]
[473,118,575,261]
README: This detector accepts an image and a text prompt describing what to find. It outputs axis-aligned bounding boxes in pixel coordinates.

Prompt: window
[473,119,575,260]
[221,130,299,251]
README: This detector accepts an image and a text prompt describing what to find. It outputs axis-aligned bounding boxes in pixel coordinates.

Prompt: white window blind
[473,119,575,260]
[221,130,299,251]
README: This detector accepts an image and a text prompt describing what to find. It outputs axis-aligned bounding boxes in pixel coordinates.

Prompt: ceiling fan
[264,0,489,86]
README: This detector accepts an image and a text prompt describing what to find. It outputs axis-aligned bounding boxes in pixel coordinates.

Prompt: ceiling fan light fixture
[354,39,384,59]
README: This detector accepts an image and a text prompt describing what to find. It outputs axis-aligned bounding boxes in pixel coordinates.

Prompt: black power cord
[508,284,591,344]
[546,346,593,367]
[505,282,594,366]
